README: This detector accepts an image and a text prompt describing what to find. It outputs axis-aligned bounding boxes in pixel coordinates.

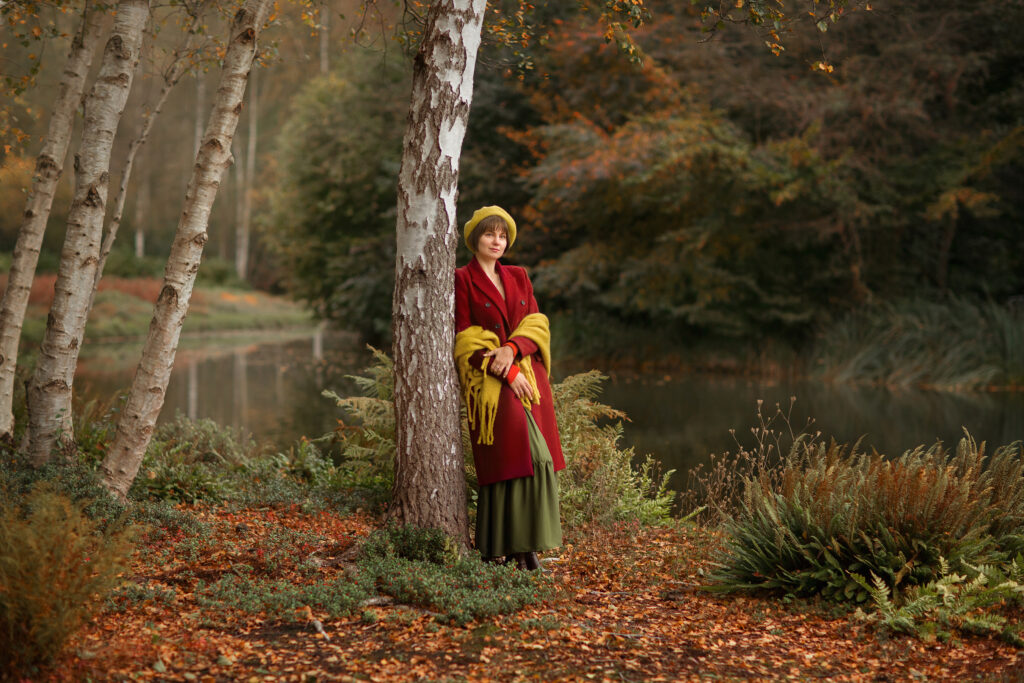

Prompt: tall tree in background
[100,0,274,499]
[235,65,258,280]
[389,0,487,542]
[24,0,150,464]
[0,2,103,440]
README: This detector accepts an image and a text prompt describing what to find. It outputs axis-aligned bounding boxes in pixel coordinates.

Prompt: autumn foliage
[0,486,134,676]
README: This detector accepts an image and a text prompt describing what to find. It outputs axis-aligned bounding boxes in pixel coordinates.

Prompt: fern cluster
[712,433,1024,597]
[323,346,396,490]
[711,430,1024,642]
[853,556,1024,645]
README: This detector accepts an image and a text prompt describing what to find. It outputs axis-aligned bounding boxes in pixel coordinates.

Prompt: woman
[454,206,565,570]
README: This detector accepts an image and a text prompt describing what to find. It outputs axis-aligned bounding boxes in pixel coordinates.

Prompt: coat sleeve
[507,267,540,358]
[455,267,504,376]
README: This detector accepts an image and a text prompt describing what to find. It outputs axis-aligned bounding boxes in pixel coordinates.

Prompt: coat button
[493,324,500,330]
[521,300,526,305]
[484,302,491,308]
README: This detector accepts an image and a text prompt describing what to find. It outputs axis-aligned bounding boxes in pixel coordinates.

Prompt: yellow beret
[463,206,517,251]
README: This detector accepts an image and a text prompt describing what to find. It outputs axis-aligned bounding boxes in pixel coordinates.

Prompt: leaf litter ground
[50,506,1022,681]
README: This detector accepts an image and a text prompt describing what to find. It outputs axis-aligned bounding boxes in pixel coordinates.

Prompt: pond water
[75,330,1024,492]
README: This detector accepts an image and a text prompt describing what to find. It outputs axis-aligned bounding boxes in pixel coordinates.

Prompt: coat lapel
[467,258,510,328]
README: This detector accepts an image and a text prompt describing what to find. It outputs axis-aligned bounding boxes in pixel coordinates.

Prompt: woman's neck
[475,254,498,276]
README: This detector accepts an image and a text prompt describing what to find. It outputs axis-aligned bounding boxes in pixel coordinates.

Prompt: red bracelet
[505,365,520,383]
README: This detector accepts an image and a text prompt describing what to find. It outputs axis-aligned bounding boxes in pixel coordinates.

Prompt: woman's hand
[483,345,516,377]
[508,373,533,400]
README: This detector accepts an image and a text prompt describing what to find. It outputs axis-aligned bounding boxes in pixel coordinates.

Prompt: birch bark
[390,0,486,543]
[24,0,150,464]
[100,0,273,500]
[95,10,204,284]
[235,66,257,280]
[0,3,103,439]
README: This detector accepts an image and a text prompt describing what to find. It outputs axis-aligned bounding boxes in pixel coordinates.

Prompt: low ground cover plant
[194,523,551,627]
[0,486,135,676]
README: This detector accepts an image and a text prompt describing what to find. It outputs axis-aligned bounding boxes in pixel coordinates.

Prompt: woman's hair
[467,215,509,252]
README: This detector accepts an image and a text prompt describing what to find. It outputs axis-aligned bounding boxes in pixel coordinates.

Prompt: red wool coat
[454,258,566,487]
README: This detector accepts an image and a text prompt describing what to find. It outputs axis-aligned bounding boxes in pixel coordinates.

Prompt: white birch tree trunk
[232,136,245,263]
[235,66,257,280]
[134,168,149,258]
[100,0,273,500]
[96,10,203,283]
[24,0,150,464]
[319,0,329,75]
[390,0,486,543]
[0,4,103,440]
[194,74,206,156]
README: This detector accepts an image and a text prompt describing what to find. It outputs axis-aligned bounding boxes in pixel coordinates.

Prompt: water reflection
[599,374,1024,490]
[73,331,1024,491]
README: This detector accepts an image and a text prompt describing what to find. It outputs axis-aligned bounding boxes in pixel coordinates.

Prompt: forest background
[2,1,1024,678]
[3,0,1021,383]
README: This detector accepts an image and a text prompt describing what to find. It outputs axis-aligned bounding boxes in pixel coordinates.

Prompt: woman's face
[476,227,507,260]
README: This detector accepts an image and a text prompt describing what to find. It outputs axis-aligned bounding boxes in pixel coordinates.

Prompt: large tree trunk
[235,66,257,280]
[390,0,486,544]
[24,0,150,464]
[100,0,273,500]
[0,3,103,440]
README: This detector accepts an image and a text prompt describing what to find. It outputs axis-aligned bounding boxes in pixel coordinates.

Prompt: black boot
[524,552,542,571]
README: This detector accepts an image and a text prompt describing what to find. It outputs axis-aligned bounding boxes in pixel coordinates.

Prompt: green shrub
[552,371,676,527]
[360,523,460,565]
[195,523,551,627]
[357,525,552,626]
[0,487,135,676]
[127,500,212,542]
[195,256,251,289]
[105,581,177,613]
[360,553,551,626]
[100,249,167,279]
[130,414,257,503]
[0,447,126,527]
[255,526,328,576]
[711,432,1024,603]
[196,573,371,620]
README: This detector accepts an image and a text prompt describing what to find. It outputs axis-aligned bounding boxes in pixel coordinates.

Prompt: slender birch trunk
[0,4,103,439]
[96,10,204,283]
[235,67,257,280]
[134,168,149,257]
[100,0,273,500]
[319,0,329,75]
[194,74,206,156]
[232,137,245,261]
[24,0,150,464]
[390,0,486,543]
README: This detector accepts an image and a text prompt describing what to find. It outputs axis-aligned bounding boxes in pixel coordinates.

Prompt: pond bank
[11,276,314,350]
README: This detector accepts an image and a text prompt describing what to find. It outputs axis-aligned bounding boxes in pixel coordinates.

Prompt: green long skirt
[475,411,562,558]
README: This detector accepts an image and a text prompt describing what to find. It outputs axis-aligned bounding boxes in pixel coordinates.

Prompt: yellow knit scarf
[454,313,551,445]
